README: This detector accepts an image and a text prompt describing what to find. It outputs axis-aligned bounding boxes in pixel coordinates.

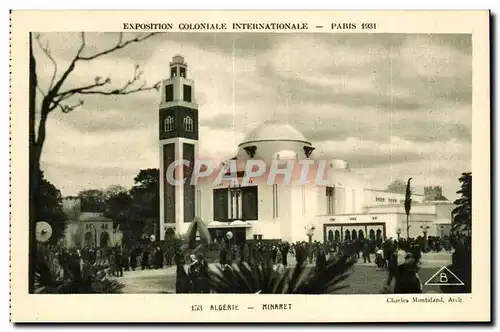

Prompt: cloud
[34,32,472,199]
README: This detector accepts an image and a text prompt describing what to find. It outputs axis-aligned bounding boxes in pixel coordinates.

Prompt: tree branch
[77,32,158,61]
[56,76,112,98]
[54,64,160,103]
[34,34,58,91]
[59,100,84,114]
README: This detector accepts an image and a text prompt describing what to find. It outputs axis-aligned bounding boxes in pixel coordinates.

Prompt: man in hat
[388,253,422,294]
[188,254,202,293]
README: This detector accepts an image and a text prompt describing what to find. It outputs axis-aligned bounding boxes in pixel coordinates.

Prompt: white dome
[241,121,310,145]
[274,150,298,160]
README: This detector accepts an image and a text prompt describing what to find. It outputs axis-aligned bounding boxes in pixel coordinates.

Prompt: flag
[404,178,412,216]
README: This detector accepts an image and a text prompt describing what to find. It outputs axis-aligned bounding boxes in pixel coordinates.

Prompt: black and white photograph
[9,10,490,323]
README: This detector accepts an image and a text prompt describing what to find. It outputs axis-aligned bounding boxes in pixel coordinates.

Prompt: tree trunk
[28,33,37,293]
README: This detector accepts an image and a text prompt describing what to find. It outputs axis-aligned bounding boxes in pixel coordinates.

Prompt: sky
[34,32,472,200]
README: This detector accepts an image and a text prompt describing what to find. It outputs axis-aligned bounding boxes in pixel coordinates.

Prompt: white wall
[363,189,425,207]
[64,221,123,248]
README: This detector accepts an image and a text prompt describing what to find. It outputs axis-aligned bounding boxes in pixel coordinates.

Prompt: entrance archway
[84,231,93,247]
[369,229,375,240]
[344,230,351,241]
[334,230,340,242]
[376,229,382,240]
[100,231,110,247]
[352,229,357,240]
[164,227,175,241]
[328,230,334,242]
[358,229,364,240]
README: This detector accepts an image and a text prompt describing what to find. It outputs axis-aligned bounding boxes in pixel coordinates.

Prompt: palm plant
[208,250,356,294]
[35,245,125,294]
[176,218,356,294]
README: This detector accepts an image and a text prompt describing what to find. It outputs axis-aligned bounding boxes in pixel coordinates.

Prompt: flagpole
[404,178,413,242]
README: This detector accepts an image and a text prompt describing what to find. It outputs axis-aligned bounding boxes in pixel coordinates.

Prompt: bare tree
[29,32,161,292]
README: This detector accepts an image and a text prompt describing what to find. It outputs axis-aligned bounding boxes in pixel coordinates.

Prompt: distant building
[158,55,456,243]
[424,186,449,201]
[62,197,123,248]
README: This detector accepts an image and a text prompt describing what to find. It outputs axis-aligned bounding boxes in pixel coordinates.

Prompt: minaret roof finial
[171,54,186,66]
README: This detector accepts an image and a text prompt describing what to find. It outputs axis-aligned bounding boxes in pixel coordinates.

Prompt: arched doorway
[358,229,364,240]
[328,230,334,242]
[84,231,93,247]
[352,229,357,240]
[100,231,110,248]
[334,230,340,242]
[344,230,351,241]
[369,229,375,240]
[164,228,175,241]
[376,229,382,240]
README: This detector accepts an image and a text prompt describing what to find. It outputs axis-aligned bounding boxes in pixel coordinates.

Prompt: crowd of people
[68,234,454,293]
[78,244,178,277]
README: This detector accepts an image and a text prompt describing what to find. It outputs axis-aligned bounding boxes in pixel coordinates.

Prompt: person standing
[315,247,327,272]
[122,246,130,272]
[130,246,137,271]
[392,254,422,294]
[188,254,202,293]
[362,239,371,263]
[385,250,400,287]
[114,248,123,277]
[271,245,278,263]
[219,245,228,266]
[410,243,422,264]
[198,255,210,293]
[141,247,149,270]
[281,242,290,267]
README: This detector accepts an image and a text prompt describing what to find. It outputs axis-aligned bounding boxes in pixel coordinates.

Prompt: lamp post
[226,231,233,263]
[305,224,316,264]
[396,228,401,242]
[421,225,430,252]
[421,225,430,238]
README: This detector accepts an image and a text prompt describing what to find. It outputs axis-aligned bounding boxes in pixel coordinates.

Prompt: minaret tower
[159,55,198,239]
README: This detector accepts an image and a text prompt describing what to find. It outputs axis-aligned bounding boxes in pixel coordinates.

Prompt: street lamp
[304,224,316,264]
[36,221,53,244]
[396,228,401,241]
[421,225,430,252]
[226,231,233,263]
[420,225,430,238]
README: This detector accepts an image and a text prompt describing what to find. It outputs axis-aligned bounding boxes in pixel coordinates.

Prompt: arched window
[376,229,382,240]
[352,229,357,240]
[99,232,110,248]
[358,229,364,240]
[369,229,375,240]
[184,116,193,132]
[328,230,334,242]
[334,230,340,242]
[84,231,93,247]
[344,230,351,241]
[164,116,174,132]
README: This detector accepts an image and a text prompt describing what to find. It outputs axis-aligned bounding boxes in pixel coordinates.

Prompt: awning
[207,220,253,228]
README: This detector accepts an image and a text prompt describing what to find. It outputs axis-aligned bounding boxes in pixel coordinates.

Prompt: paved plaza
[117,251,452,294]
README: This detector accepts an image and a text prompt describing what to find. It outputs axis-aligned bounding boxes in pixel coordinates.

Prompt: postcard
[9,10,490,323]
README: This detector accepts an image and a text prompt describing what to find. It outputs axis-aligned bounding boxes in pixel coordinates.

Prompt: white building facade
[159,56,455,243]
[62,198,123,248]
